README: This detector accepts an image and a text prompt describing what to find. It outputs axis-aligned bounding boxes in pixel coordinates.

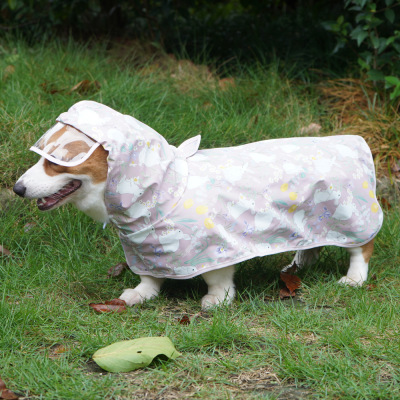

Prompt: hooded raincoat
[35,101,383,279]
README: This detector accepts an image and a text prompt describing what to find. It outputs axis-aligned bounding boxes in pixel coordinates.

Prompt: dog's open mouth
[37,179,82,211]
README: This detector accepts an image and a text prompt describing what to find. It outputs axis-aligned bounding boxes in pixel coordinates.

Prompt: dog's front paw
[119,277,163,306]
[201,294,234,310]
[119,288,149,306]
[338,276,364,287]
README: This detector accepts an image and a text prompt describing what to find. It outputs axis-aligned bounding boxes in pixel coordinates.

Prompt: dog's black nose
[13,182,26,197]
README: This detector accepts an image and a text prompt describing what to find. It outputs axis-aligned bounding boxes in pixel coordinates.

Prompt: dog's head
[14,123,109,220]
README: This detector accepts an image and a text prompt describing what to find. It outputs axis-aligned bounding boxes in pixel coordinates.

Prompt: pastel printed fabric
[55,101,383,279]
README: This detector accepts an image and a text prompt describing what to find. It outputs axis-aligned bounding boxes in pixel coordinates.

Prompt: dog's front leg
[201,265,235,309]
[119,275,164,306]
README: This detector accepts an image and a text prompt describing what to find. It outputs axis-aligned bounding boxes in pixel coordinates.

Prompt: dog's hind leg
[338,239,374,286]
[119,275,164,306]
[201,265,235,309]
[282,247,322,272]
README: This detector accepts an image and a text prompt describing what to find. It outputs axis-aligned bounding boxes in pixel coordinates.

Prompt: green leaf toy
[93,337,181,372]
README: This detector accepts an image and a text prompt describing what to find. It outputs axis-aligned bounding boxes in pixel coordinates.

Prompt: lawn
[1,38,399,399]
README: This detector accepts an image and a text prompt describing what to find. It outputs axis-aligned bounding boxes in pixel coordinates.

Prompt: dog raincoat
[42,101,383,279]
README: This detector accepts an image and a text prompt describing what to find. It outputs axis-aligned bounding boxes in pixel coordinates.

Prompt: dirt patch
[86,360,107,374]
[230,367,312,399]
[231,366,281,389]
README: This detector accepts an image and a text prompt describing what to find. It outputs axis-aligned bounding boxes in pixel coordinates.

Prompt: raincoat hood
[40,101,383,279]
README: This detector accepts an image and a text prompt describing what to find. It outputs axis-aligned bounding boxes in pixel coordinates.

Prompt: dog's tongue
[37,180,81,211]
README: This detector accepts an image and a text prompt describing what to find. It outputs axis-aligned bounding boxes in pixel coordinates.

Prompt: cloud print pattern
[54,101,383,279]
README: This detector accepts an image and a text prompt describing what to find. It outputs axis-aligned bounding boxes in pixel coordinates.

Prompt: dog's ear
[178,135,201,158]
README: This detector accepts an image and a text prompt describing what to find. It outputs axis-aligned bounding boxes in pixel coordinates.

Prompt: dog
[14,101,383,309]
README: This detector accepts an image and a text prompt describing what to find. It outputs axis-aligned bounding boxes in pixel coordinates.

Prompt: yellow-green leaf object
[92,337,181,372]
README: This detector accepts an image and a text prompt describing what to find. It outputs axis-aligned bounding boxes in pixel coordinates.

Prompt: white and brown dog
[14,101,382,309]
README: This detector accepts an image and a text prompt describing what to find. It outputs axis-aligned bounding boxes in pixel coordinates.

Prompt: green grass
[1,37,400,399]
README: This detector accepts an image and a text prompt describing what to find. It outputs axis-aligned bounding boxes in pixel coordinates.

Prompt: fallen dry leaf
[69,80,100,95]
[280,272,301,294]
[178,315,190,325]
[89,299,127,313]
[0,245,11,257]
[279,287,296,300]
[105,299,126,306]
[280,270,302,300]
[0,377,18,400]
[0,390,18,400]
[107,262,128,278]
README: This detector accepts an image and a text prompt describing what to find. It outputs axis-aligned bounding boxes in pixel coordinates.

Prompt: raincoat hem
[128,231,380,280]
